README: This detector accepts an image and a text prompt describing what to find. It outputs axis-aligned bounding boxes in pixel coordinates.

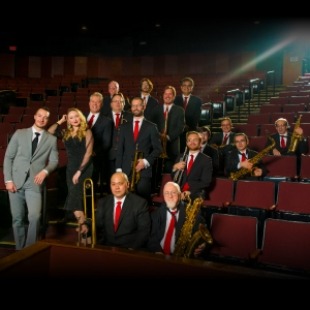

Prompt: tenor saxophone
[174,197,213,258]
[229,137,276,181]
[288,114,302,153]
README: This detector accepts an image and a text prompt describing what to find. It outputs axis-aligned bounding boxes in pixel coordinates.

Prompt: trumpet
[79,178,96,247]
[160,111,169,159]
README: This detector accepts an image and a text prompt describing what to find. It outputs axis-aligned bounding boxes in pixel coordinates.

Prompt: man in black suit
[101,80,130,116]
[225,133,266,180]
[174,77,202,152]
[148,181,212,256]
[139,77,159,121]
[151,85,185,173]
[86,92,113,195]
[210,117,235,176]
[172,131,212,201]
[96,172,150,250]
[107,93,133,182]
[197,126,219,176]
[116,97,162,202]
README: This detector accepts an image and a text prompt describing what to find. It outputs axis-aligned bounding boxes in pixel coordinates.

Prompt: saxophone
[130,144,143,192]
[174,197,213,258]
[229,137,276,181]
[288,114,302,153]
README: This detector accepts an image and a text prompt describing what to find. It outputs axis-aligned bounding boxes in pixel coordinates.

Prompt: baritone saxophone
[174,197,213,258]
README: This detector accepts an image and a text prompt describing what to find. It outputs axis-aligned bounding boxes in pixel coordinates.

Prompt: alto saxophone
[130,144,143,192]
[229,137,276,181]
[288,114,302,153]
[174,197,213,258]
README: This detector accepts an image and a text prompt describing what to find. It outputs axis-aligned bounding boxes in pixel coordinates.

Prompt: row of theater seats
[153,175,310,274]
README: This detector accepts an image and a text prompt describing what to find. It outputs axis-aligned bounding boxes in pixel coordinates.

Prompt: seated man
[226,133,266,181]
[148,181,212,257]
[96,172,151,250]
[171,131,212,201]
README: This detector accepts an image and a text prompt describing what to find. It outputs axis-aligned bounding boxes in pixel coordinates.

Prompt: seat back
[233,180,275,210]
[203,177,234,207]
[262,155,297,179]
[209,213,257,261]
[259,218,310,272]
[276,181,310,214]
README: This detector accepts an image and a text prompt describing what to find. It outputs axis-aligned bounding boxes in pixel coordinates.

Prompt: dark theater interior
[0,13,310,279]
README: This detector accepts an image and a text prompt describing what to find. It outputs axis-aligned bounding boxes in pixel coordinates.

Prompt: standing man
[3,107,58,250]
[96,172,151,250]
[116,97,162,202]
[102,80,130,116]
[107,92,133,181]
[86,92,113,196]
[139,77,159,121]
[151,86,185,173]
[174,77,202,152]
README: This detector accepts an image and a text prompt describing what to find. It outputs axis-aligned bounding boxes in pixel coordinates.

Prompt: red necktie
[222,133,228,145]
[280,135,286,148]
[163,210,177,255]
[133,120,140,142]
[114,201,122,232]
[182,154,194,191]
[115,113,120,129]
[88,114,95,128]
[241,152,247,162]
[183,96,188,109]
[164,106,169,119]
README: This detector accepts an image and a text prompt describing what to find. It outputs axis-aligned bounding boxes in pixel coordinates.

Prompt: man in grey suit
[3,107,59,250]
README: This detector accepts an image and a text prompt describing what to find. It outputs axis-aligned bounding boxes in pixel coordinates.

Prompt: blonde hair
[63,108,88,141]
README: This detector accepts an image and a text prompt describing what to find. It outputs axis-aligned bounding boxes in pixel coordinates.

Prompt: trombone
[78,178,96,247]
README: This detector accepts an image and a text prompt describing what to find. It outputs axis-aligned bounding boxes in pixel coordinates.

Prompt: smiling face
[163,182,181,211]
[34,108,50,130]
[67,110,81,127]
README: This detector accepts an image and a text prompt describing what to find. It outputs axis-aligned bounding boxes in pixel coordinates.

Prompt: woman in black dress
[48,108,94,234]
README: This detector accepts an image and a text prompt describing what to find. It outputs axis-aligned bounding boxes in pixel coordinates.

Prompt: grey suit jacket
[3,128,59,192]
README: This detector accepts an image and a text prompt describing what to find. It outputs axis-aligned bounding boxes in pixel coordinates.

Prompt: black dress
[64,136,93,211]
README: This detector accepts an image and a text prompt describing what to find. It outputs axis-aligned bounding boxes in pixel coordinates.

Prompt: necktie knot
[115,113,120,129]
[240,152,247,162]
[88,114,95,128]
[223,133,229,145]
[32,132,40,155]
[114,201,122,232]
[134,120,140,142]
[280,135,286,148]
[183,96,188,109]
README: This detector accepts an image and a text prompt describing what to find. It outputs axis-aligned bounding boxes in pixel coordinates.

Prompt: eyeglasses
[164,191,179,196]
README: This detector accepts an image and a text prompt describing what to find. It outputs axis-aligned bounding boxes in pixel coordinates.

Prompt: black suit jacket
[148,200,204,253]
[107,111,133,161]
[225,148,266,180]
[174,94,202,130]
[115,118,162,178]
[202,144,219,175]
[96,192,151,249]
[151,104,185,158]
[86,112,113,156]
[143,95,159,121]
[172,152,213,199]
